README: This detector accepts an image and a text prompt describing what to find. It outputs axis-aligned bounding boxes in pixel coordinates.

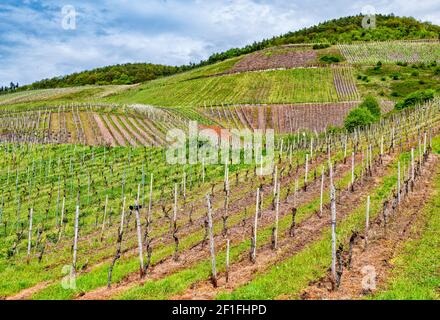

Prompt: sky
[1,0,439,86]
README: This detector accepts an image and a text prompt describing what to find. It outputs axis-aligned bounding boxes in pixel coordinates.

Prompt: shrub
[374,61,382,71]
[344,107,375,132]
[313,43,330,50]
[395,89,435,110]
[320,54,341,63]
[359,95,381,119]
[434,67,440,76]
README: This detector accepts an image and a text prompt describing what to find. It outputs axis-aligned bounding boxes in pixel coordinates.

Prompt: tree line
[0,82,19,95]
[11,14,440,92]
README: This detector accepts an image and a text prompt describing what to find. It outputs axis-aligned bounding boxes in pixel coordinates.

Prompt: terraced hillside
[0,99,437,300]
[1,22,440,302]
[0,105,192,146]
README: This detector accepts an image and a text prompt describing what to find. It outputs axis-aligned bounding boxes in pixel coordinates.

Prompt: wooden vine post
[134,185,144,278]
[250,188,259,263]
[272,184,280,250]
[173,183,179,261]
[330,163,337,287]
[304,154,309,191]
[225,239,230,283]
[72,205,80,276]
[397,161,401,204]
[319,166,324,218]
[108,197,126,288]
[27,207,33,263]
[350,152,355,192]
[364,195,370,250]
[206,194,217,287]
[100,195,108,242]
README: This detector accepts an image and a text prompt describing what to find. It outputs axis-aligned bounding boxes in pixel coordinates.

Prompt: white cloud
[0,0,439,85]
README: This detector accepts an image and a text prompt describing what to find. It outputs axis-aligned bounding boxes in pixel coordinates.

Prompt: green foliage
[319,54,341,63]
[21,63,184,90]
[395,89,436,110]
[313,43,330,49]
[344,107,375,131]
[359,95,381,118]
[109,67,343,107]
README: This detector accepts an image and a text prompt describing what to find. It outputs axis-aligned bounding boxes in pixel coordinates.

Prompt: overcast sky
[1,0,439,86]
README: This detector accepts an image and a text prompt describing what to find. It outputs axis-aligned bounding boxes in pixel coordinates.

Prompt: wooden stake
[27,208,33,262]
[72,205,79,275]
[397,161,401,204]
[319,166,324,218]
[273,184,280,250]
[250,188,259,263]
[206,194,217,287]
[135,185,144,277]
[364,195,370,250]
[330,164,337,285]
[225,239,230,283]
[100,195,108,241]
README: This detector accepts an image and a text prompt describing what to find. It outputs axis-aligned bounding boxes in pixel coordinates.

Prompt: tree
[344,107,375,132]
[359,95,381,119]
[395,89,435,110]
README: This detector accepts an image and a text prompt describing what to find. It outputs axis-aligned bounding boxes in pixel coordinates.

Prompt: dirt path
[299,154,439,300]
[6,282,50,301]
[93,114,117,147]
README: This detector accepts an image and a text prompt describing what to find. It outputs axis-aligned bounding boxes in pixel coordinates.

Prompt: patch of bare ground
[299,154,438,300]
[93,114,117,147]
[5,282,50,301]
[229,47,317,73]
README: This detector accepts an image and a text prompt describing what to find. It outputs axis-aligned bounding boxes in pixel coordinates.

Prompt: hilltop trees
[0,82,19,95]
[21,63,184,90]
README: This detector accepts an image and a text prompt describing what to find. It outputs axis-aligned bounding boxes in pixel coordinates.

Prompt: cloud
[0,0,439,86]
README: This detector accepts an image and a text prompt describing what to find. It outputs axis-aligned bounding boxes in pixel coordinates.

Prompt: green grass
[107,68,341,107]
[372,161,440,299]
[355,63,440,101]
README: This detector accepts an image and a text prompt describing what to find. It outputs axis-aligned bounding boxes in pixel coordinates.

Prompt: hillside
[8,14,440,92]
[1,13,440,302]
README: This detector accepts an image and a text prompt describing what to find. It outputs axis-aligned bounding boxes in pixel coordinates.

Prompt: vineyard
[338,40,440,65]
[0,96,438,300]
[1,29,440,302]
[197,102,360,133]
[0,85,136,107]
[0,104,191,146]
[109,67,359,107]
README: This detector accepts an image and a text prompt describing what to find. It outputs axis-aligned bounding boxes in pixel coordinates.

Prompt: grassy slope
[107,67,340,107]
[371,144,440,300]
[355,63,440,102]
